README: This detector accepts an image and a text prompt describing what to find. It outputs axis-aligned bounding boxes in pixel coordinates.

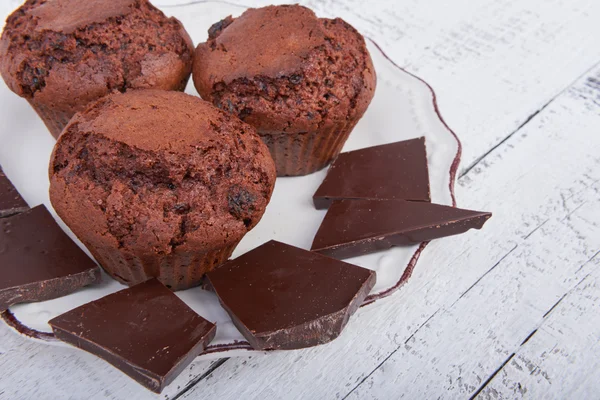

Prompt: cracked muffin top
[0,0,194,109]
[192,4,376,136]
[49,90,276,256]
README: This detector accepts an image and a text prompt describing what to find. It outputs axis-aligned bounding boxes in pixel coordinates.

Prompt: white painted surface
[1,0,600,399]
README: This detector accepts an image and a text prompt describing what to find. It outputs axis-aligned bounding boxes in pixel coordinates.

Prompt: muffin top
[193,5,376,135]
[49,90,276,255]
[0,0,193,107]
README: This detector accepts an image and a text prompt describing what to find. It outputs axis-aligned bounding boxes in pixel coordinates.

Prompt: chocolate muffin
[0,0,194,138]
[193,5,376,176]
[49,90,276,290]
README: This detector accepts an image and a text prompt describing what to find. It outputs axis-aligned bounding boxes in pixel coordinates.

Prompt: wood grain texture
[1,0,600,399]
[350,192,600,398]
[480,255,600,400]
[296,0,600,176]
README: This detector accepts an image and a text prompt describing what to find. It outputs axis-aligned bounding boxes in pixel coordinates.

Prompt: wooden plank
[177,64,600,399]
[479,254,600,399]
[344,70,600,399]
[350,192,600,399]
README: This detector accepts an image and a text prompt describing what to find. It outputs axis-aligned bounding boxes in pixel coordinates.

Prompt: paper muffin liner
[90,242,238,291]
[260,118,360,176]
[28,100,74,139]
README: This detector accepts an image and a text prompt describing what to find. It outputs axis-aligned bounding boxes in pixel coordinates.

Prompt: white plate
[0,2,460,360]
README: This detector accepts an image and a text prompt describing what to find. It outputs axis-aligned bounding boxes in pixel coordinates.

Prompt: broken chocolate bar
[311,199,492,258]
[0,205,101,311]
[205,240,376,350]
[0,166,28,218]
[313,138,431,209]
[49,279,216,393]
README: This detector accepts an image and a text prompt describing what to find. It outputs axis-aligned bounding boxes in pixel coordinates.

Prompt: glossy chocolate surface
[313,137,431,209]
[206,240,376,350]
[0,166,28,218]
[0,205,101,311]
[49,279,216,393]
[311,199,492,258]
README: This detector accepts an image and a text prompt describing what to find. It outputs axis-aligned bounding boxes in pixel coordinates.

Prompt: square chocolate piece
[0,166,28,218]
[0,205,101,311]
[206,240,376,350]
[313,137,431,209]
[49,279,217,393]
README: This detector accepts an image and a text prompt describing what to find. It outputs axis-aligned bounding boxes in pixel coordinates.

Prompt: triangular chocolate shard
[313,138,431,209]
[311,199,492,259]
[205,240,376,350]
[0,166,29,218]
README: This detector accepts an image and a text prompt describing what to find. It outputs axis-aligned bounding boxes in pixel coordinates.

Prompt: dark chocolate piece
[205,240,376,350]
[0,205,101,311]
[313,137,431,209]
[49,279,216,393]
[0,166,28,218]
[311,199,492,258]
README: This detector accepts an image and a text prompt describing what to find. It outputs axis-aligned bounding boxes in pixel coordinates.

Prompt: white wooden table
[1,0,600,399]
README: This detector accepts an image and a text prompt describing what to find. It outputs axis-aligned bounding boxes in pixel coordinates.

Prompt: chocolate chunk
[0,166,29,218]
[227,185,256,220]
[207,15,234,39]
[49,279,216,393]
[205,240,376,350]
[311,199,492,258]
[313,138,431,209]
[0,205,101,311]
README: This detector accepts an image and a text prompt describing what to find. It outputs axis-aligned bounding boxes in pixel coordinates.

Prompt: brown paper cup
[90,242,238,291]
[260,118,360,176]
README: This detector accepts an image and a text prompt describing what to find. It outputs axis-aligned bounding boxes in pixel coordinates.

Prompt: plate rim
[1,31,461,355]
